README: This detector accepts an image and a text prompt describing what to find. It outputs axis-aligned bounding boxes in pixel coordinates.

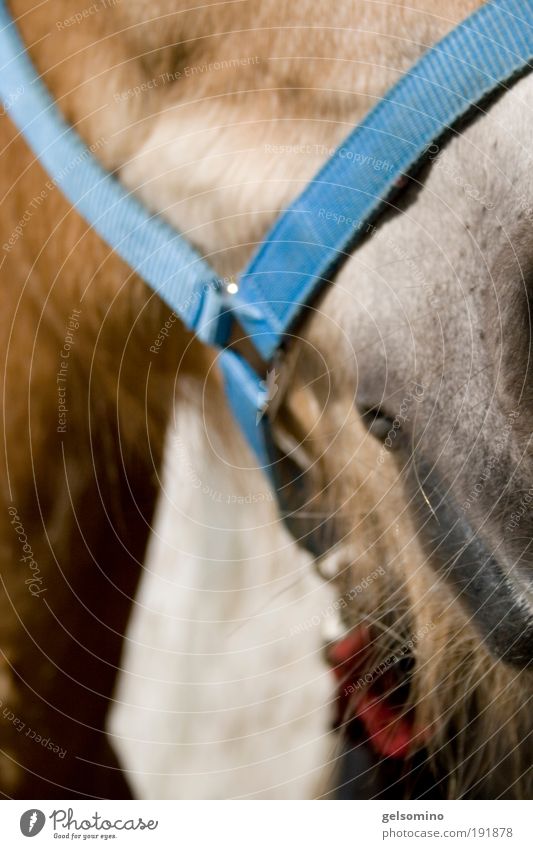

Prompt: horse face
[273,74,533,669]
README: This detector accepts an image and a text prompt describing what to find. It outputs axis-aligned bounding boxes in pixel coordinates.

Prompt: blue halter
[1,0,533,467]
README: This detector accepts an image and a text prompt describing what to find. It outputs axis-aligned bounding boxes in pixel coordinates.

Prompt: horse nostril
[358,405,397,442]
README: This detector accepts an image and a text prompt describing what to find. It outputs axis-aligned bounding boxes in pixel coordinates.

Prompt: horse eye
[358,405,396,442]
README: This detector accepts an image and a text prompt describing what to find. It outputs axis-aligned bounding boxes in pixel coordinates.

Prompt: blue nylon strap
[232,0,533,360]
[0,2,227,347]
[1,0,533,468]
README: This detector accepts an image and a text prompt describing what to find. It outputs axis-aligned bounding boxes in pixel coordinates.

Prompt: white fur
[110,390,335,799]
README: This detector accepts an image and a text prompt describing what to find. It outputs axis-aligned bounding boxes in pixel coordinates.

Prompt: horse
[0,0,531,799]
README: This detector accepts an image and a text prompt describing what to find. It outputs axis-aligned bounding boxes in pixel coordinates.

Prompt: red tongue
[355,692,414,758]
[327,626,419,760]
[329,629,370,672]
